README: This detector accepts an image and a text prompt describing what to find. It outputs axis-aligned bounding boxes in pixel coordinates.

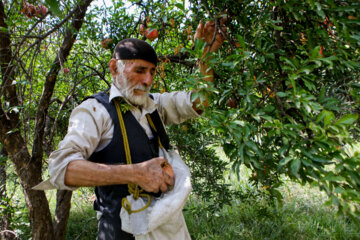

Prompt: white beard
[114,74,151,108]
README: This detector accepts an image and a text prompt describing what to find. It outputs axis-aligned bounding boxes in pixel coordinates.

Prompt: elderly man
[45,20,225,239]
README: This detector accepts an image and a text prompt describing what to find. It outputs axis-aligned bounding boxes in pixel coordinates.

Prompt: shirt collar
[109,84,157,114]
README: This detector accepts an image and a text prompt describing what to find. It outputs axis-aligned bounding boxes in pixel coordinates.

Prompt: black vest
[85,91,170,217]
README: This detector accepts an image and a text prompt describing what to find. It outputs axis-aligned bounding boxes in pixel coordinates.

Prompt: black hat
[113,38,158,66]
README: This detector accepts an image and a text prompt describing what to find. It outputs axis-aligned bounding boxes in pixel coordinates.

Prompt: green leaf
[317,110,335,126]
[45,0,62,17]
[300,66,313,74]
[269,188,283,201]
[310,46,321,60]
[233,120,245,126]
[279,156,292,167]
[280,57,297,69]
[175,3,184,11]
[323,174,345,182]
[324,111,335,126]
[348,172,360,185]
[291,158,301,177]
[245,141,263,158]
[239,144,245,164]
[191,91,199,102]
[334,187,346,194]
[162,15,167,23]
[276,92,287,97]
[350,34,360,42]
[314,2,325,18]
[335,114,358,126]
[271,24,283,31]
[319,56,337,68]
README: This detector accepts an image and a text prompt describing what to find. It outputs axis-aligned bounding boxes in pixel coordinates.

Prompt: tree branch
[31,0,94,168]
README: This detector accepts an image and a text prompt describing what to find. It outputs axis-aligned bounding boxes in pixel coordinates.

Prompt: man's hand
[193,16,227,79]
[133,157,175,193]
[191,16,227,112]
[194,17,227,54]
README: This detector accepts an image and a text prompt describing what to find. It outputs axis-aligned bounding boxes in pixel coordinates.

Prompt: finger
[153,185,160,194]
[204,20,215,28]
[160,182,168,193]
[156,156,166,161]
[220,25,227,34]
[154,157,167,165]
[163,171,175,186]
[158,159,170,169]
[204,20,215,35]
[194,20,205,40]
[219,16,227,26]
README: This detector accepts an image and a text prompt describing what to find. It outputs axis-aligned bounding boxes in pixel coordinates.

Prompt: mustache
[132,84,151,92]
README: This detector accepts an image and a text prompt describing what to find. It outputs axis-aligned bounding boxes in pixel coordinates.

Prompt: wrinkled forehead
[123,59,156,69]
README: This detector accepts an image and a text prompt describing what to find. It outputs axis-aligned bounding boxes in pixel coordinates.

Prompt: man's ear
[109,59,117,75]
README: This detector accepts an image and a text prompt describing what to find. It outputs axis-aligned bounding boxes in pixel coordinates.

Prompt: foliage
[186,0,360,220]
[64,188,98,240]
[168,120,234,213]
[2,161,31,239]
[126,0,360,221]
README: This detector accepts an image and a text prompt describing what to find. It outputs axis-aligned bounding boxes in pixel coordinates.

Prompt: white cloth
[120,149,192,240]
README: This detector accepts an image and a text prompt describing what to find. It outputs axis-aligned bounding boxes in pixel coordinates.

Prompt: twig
[13,6,79,69]
[0,229,19,239]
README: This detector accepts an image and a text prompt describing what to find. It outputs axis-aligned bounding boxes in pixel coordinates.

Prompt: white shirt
[46,84,199,190]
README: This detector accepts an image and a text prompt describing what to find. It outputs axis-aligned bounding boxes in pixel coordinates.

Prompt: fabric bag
[120,149,192,240]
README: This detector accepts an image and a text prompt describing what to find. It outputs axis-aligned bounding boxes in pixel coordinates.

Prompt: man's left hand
[194,16,227,53]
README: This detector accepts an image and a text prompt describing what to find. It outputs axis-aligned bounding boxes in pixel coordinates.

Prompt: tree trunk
[53,190,73,240]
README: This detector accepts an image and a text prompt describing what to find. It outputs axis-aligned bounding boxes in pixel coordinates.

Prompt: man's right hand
[133,157,175,193]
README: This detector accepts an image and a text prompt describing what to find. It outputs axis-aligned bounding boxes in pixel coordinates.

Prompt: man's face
[115,59,156,107]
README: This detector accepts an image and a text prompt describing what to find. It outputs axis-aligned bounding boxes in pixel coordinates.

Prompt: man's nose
[143,72,153,86]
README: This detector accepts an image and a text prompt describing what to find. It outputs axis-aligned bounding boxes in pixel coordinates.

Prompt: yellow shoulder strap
[114,100,151,214]
[146,114,163,149]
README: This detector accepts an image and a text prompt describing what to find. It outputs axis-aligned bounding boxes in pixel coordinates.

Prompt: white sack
[120,149,192,240]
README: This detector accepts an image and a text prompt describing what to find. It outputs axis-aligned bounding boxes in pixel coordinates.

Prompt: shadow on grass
[66,204,98,240]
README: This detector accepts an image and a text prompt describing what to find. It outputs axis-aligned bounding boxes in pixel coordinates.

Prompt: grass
[65,189,98,240]
[184,184,360,240]
[5,162,360,239]
[61,171,360,240]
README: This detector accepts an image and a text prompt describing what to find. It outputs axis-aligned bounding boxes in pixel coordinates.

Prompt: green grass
[184,182,360,240]
[66,205,97,240]
[60,179,360,240]
[5,162,360,240]
[182,152,360,240]
[65,189,98,240]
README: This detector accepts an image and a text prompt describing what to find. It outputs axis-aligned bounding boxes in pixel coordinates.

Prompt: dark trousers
[97,214,135,240]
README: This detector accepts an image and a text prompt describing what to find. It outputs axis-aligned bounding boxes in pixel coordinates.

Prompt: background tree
[0,0,94,238]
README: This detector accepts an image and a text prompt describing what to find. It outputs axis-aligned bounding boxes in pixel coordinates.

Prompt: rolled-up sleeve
[48,99,112,190]
[152,91,200,125]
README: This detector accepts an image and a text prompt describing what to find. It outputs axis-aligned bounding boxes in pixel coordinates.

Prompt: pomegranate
[145,29,159,41]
